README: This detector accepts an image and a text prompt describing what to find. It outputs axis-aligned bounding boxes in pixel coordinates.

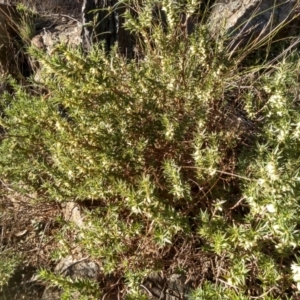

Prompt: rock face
[31,17,82,53]
[208,0,300,50]
[31,16,82,82]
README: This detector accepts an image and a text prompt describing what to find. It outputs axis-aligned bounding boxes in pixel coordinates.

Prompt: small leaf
[14,229,28,237]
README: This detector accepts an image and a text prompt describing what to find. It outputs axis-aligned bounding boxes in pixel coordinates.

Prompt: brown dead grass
[0,180,62,299]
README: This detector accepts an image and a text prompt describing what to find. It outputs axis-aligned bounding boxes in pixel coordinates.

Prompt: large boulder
[30,16,82,82]
[208,0,300,50]
[31,17,82,53]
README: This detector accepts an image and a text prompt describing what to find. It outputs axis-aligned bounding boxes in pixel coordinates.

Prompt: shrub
[1,0,300,298]
[0,249,20,291]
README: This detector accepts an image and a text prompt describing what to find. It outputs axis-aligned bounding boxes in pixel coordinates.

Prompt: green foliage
[0,0,300,298]
[38,269,100,300]
[188,282,249,300]
[0,249,20,290]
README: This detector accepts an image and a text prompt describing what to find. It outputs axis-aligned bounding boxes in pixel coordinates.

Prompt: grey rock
[61,202,85,228]
[208,0,300,50]
[142,272,191,300]
[31,17,82,82]
[31,18,82,54]
[41,256,99,300]
[55,257,99,279]
[41,287,61,300]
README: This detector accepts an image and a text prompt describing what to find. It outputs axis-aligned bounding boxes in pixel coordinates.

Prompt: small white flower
[67,170,73,179]
[291,264,300,284]
[266,162,279,181]
[272,224,281,233]
[209,168,217,176]
[266,204,276,213]
[263,86,271,93]
[278,129,287,142]
[189,46,196,55]
[55,121,62,130]
[290,241,297,248]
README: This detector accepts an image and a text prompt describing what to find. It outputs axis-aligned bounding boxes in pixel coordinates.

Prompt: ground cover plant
[1,0,300,299]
